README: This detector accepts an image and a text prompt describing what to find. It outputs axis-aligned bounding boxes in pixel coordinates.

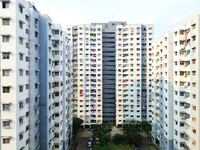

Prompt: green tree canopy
[73,117,84,135]
[99,134,110,144]
[140,121,151,134]
[113,133,124,145]
[122,119,142,146]
[92,123,112,137]
[122,119,152,146]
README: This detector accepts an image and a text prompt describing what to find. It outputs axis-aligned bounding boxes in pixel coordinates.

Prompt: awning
[1,119,11,121]
[1,102,11,104]
[0,16,11,19]
[2,68,11,70]
[18,3,25,8]
[0,33,10,36]
[35,133,40,136]
[1,136,11,138]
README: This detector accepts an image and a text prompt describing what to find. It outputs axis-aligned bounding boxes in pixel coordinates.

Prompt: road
[76,130,93,150]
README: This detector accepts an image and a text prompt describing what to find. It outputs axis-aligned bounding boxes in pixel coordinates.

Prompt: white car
[95,138,99,144]
[87,141,92,148]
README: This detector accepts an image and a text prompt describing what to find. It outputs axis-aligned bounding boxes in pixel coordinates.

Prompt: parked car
[89,136,93,141]
[87,141,92,148]
[95,137,99,144]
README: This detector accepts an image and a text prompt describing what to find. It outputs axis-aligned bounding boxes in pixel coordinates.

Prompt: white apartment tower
[39,14,55,150]
[151,11,200,150]
[0,0,73,150]
[39,22,73,150]
[151,31,174,150]
[173,11,200,150]
[66,25,103,128]
[115,24,154,126]
[0,0,40,149]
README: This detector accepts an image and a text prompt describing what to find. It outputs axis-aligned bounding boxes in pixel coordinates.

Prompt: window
[3,87,10,93]
[35,71,39,76]
[3,120,10,128]
[26,42,29,48]
[192,24,196,30]
[180,122,184,127]
[55,113,59,117]
[19,5,23,13]
[35,58,38,63]
[25,15,29,21]
[2,2,9,8]
[192,59,196,64]
[192,83,196,87]
[19,133,23,140]
[19,117,23,125]
[35,45,38,50]
[35,84,38,89]
[35,18,38,28]
[26,56,29,62]
[19,37,23,45]
[35,31,38,38]
[2,19,10,25]
[2,53,10,59]
[19,102,24,109]
[19,54,23,60]
[55,30,59,35]
[35,133,39,141]
[19,86,23,92]
[2,70,10,76]
[35,97,39,103]
[3,138,10,144]
[19,21,23,29]
[19,69,23,76]
[3,104,10,111]
[35,108,39,115]
[2,36,10,42]
[180,92,184,96]
[192,117,196,122]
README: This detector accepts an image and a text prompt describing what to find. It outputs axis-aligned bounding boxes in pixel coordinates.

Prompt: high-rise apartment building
[0,0,40,149]
[115,24,154,126]
[172,12,200,150]
[151,31,174,150]
[151,11,200,150]
[68,23,154,127]
[39,21,73,150]
[0,0,73,150]
[66,24,103,128]
[92,22,126,124]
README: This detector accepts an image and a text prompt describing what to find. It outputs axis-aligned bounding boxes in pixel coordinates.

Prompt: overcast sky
[32,0,200,41]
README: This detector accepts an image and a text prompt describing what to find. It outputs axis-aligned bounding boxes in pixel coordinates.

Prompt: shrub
[113,133,124,145]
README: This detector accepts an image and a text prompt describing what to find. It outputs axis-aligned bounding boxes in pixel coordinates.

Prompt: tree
[92,123,112,145]
[73,117,83,135]
[121,119,142,146]
[113,133,124,145]
[92,123,112,137]
[99,134,110,144]
[140,121,151,139]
